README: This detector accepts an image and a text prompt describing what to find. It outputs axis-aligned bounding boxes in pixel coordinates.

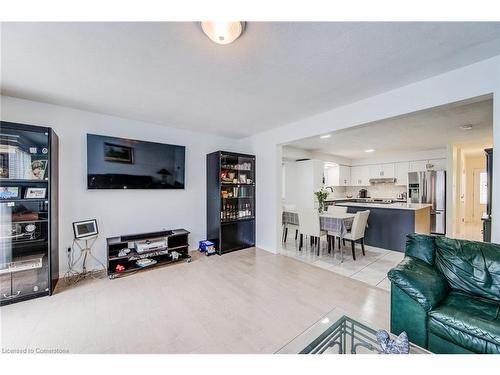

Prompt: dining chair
[343,210,370,261]
[327,205,348,214]
[282,204,299,242]
[297,208,327,255]
[326,205,348,253]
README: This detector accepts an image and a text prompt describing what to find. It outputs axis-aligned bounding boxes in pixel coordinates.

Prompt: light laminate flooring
[0,248,390,354]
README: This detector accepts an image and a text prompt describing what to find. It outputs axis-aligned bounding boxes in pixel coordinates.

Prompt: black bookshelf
[0,121,59,306]
[207,151,255,255]
[106,229,190,278]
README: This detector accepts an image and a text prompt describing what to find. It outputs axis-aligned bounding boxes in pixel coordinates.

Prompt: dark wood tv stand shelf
[106,229,190,279]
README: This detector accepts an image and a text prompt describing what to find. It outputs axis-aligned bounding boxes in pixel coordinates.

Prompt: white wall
[247,55,500,253]
[1,96,246,276]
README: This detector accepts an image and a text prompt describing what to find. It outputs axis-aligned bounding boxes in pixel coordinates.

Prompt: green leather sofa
[387,234,500,354]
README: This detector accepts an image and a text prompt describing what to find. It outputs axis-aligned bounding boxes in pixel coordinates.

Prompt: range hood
[369,178,396,184]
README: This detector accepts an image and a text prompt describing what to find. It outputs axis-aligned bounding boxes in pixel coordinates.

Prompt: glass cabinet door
[0,125,50,302]
[220,154,255,222]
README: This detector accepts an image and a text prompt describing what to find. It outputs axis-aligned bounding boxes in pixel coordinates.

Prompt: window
[479,172,487,205]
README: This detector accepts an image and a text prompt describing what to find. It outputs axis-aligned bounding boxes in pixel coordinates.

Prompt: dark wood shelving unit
[106,229,190,279]
[207,151,255,255]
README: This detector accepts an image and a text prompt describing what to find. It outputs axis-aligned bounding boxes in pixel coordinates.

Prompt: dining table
[282,210,355,261]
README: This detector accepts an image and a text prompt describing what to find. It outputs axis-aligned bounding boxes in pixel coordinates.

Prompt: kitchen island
[335,201,431,252]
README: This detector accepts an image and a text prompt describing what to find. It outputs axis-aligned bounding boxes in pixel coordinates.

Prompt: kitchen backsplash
[327,184,407,199]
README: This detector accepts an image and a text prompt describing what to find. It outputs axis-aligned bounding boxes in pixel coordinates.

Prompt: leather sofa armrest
[388,256,449,312]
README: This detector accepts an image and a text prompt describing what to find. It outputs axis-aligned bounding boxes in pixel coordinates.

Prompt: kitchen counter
[336,202,432,211]
[334,202,431,252]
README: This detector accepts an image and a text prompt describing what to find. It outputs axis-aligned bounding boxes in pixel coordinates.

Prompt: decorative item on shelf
[239,174,247,183]
[118,248,131,257]
[12,211,39,222]
[314,188,329,213]
[31,160,47,180]
[24,187,47,199]
[115,264,125,273]
[376,330,410,354]
[136,258,157,268]
[9,222,42,242]
[0,186,20,199]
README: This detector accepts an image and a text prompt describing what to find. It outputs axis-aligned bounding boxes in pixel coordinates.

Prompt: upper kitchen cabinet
[350,165,370,186]
[409,160,428,172]
[325,164,350,186]
[409,158,446,172]
[395,161,409,186]
[369,163,395,179]
[427,158,447,171]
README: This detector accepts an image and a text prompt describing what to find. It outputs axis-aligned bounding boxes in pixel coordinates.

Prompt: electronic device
[86,134,186,189]
[72,219,98,239]
[134,237,167,253]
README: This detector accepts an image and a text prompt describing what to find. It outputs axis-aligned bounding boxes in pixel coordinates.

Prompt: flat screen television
[87,134,185,189]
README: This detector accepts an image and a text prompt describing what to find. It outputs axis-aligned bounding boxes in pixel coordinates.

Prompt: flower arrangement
[314,188,329,213]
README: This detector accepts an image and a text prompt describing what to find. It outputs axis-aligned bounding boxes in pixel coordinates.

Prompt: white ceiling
[286,98,493,160]
[2,22,500,138]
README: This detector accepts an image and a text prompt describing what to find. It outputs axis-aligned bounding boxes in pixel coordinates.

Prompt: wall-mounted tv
[87,134,185,189]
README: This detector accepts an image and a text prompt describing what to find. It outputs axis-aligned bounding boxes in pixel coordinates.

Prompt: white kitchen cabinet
[338,165,350,186]
[325,164,350,186]
[427,158,446,171]
[350,165,370,186]
[409,159,447,172]
[350,166,362,186]
[369,163,395,179]
[395,162,409,186]
[409,160,428,172]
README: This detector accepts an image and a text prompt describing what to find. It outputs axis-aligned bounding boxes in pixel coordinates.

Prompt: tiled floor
[280,236,404,291]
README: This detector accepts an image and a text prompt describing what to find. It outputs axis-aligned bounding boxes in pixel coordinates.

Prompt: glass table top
[276,308,430,354]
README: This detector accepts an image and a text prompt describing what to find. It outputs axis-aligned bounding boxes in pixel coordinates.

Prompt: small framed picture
[73,219,99,239]
[25,187,47,199]
[31,160,48,180]
[0,186,20,199]
[104,143,134,164]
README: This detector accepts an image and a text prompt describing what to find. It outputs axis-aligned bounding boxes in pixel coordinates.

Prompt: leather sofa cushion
[405,233,436,265]
[435,236,500,303]
[428,291,500,353]
[388,256,449,312]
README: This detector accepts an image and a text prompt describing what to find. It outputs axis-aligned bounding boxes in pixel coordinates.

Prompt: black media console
[106,229,190,279]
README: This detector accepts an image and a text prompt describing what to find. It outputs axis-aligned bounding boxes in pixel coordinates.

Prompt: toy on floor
[198,240,216,256]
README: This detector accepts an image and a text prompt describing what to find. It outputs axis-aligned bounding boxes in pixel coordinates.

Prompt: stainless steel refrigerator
[408,170,446,235]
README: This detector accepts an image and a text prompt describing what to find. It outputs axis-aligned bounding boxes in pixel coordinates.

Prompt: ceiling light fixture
[320,134,331,139]
[364,149,375,153]
[201,21,245,45]
[460,124,473,131]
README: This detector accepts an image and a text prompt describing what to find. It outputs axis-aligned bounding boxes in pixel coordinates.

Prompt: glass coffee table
[276,308,430,354]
